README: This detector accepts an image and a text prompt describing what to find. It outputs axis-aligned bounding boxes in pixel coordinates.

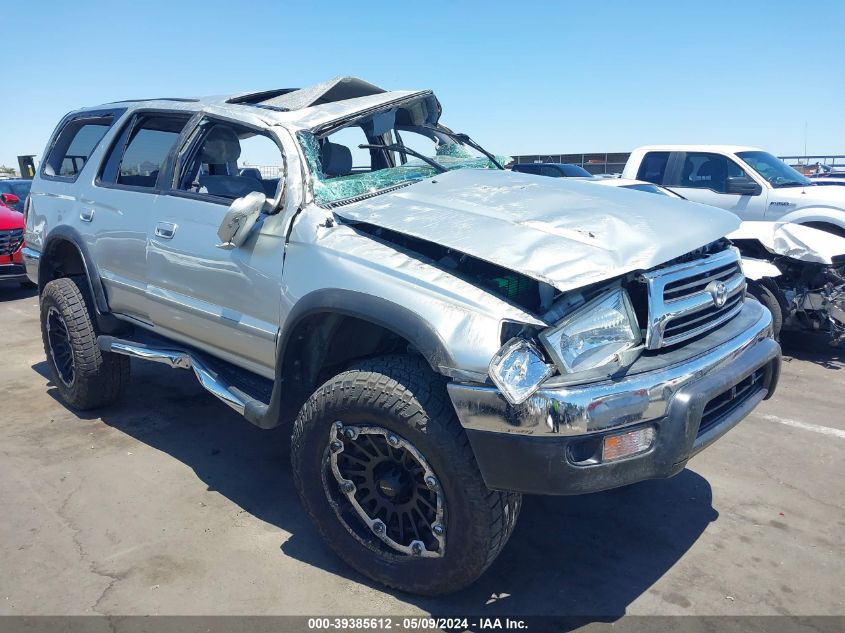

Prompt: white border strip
[758,414,845,439]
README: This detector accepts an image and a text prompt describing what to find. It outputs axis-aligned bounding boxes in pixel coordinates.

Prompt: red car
[0,192,32,287]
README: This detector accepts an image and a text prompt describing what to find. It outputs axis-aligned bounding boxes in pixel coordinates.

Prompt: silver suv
[24,77,781,595]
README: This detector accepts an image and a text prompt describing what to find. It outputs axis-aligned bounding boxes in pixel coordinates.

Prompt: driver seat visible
[196,126,265,199]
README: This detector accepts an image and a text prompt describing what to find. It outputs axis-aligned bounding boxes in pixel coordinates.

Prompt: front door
[145,116,286,377]
[665,151,769,220]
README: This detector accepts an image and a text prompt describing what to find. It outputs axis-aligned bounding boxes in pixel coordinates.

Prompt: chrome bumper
[447,301,781,495]
[449,300,775,437]
[22,246,40,286]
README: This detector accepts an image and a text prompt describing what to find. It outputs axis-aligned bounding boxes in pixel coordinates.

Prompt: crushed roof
[229,76,387,111]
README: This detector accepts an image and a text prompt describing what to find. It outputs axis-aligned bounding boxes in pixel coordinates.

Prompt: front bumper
[447,300,781,495]
[1,244,28,283]
[22,246,39,285]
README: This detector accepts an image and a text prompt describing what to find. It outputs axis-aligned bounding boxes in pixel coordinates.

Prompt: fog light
[602,426,655,462]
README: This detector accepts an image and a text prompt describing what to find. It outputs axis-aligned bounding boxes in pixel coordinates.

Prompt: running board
[96,335,270,421]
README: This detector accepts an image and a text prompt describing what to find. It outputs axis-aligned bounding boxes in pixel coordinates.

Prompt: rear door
[88,111,194,320]
[145,115,287,377]
[32,110,124,292]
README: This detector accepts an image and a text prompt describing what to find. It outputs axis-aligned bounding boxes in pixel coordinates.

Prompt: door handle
[155,222,177,239]
[79,209,95,222]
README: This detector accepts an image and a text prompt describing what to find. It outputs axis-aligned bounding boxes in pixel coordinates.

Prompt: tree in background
[0,165,17,176]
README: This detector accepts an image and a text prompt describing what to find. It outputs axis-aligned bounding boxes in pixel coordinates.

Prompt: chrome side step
[97,335,249,416]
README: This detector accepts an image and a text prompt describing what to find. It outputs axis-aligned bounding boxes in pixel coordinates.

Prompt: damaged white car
[23,77,780,595]
[592,179,845,344]
[730,222,845,344]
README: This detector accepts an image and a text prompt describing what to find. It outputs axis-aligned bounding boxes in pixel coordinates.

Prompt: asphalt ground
[0,282,842,624]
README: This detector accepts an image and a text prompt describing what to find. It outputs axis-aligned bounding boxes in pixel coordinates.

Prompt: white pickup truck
[623,145,845,237]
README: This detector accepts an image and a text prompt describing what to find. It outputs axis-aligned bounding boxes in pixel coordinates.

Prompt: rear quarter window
[41,111,123,181]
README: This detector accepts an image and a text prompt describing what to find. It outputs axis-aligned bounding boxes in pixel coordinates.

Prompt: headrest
[200,126,242,164]
[321,142,352,177]
[239,167,263,181]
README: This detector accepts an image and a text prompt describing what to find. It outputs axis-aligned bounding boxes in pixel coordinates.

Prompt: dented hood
[334,169,740,292]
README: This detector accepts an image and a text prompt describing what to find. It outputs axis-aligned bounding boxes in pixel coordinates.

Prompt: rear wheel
[40,277,130,409]
[291,355,521,595]
[747,281,783,341]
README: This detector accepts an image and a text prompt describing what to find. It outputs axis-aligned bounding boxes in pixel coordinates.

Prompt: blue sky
[1,0,843,169]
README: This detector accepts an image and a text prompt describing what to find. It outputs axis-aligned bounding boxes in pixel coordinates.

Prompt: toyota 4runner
[24,77,781,595]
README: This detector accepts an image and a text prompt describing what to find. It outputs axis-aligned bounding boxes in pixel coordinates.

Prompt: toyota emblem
[706,281,728,307]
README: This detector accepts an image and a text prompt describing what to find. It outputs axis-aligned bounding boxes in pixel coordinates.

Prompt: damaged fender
[730,221,845,264]
[742,257,782,280]
[281,205,545,378]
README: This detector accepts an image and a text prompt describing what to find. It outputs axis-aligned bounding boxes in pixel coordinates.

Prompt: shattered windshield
[298,106,510,205]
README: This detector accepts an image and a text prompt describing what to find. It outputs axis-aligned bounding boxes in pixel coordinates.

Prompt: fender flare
[40,226,110,315]
[777,207,845,232]
[276,288,458,374]
[252,289,463,429]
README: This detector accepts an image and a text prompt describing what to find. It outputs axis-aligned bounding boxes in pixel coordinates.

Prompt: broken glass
[299,132,511,206]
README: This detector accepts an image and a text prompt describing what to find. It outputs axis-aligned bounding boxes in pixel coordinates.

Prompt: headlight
[488,338,555,405]
[539,288,642,374]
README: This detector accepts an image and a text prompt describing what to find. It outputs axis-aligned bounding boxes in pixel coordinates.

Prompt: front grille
[698,366,766,437]
[0,229,24,256]
[640,248,746,349]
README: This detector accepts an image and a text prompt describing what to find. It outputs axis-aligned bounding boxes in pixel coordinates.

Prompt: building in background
[509,152,631,175]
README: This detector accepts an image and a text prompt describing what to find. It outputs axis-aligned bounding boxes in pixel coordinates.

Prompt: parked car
[0,179,32,212]
[623,145,845,237]
[24,77,780,595]
[0,197,31,286]
[730,222,845,344]
[810,177,845,186]
[511,162,593,178]
[591,178,845,342]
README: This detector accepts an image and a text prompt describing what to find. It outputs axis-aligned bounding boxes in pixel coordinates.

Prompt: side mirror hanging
[216,191,267,249]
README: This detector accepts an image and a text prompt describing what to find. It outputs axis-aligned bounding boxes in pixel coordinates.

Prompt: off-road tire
[747,281,783,341]
[40,277,130,409]
[291,354,521,595]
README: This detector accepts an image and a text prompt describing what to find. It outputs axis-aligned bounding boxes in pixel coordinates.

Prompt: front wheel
[291,355,521,595]
[747,281,783,341]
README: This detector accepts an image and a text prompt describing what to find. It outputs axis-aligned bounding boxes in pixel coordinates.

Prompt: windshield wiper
[774,181,811,188]
[442,132,505,170]
[358,143,447,173]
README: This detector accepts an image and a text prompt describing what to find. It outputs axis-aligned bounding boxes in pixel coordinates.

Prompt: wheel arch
[40,226,108,313]
[38,227,127,334]
[270,289,460,425]
[778,207,845,236]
